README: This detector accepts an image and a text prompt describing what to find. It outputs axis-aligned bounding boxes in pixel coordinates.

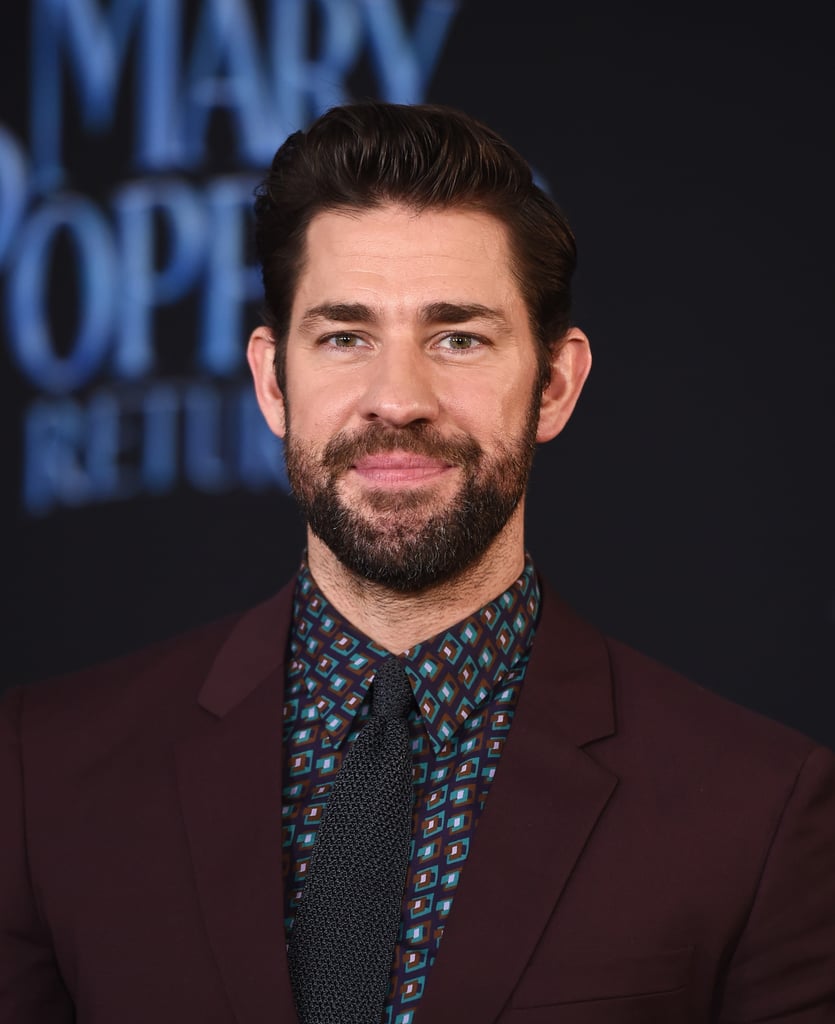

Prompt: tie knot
[372,657,413,720]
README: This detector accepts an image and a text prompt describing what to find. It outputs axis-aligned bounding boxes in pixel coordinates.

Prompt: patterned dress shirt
[282,556,541,1023]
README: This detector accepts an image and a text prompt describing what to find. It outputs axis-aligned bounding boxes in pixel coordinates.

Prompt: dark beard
[283,403,539,593]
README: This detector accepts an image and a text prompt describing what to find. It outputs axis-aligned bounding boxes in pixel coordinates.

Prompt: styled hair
[253,101,577,390]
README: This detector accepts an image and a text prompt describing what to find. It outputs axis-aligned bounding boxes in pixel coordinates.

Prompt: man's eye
[323,333,364,348]
[437,333,481,351]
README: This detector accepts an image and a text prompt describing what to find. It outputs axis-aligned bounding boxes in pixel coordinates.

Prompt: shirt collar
[287,556,540,753]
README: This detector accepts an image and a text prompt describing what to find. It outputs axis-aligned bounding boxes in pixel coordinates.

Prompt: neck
[305,508,528,653]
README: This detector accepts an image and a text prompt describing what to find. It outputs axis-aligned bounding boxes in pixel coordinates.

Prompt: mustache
[320,424,483,472]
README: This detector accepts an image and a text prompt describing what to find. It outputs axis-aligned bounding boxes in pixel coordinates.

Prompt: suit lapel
[418,582,618,1024]
[176,583,300,1024]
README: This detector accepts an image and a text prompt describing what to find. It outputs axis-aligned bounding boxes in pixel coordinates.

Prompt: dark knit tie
[287,656,415,1024]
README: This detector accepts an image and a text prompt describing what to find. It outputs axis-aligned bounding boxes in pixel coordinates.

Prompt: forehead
[293,203,524,316]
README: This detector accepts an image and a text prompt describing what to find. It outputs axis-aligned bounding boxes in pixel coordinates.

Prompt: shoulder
[2,580,295,752]
[7,613,237,715]
[534,579,832,795]
[602,634,825,776]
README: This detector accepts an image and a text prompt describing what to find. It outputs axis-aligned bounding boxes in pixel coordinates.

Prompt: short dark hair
[253,101,577,390]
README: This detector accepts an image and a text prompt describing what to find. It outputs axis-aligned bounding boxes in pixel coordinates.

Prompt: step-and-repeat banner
[2,1,833,748]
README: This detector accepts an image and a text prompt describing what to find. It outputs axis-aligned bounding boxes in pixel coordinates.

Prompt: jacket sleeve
[0,688,74,1023]
[719,743,835,1021]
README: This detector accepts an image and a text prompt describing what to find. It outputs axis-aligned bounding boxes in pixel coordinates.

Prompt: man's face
[263,203,555,592]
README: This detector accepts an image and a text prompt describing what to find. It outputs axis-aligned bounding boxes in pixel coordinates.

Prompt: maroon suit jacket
[2,578,834,1023]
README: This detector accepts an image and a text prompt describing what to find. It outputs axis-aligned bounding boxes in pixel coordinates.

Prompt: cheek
[284,369,357,432]
[450,380,536,436]
[294,394,364,450]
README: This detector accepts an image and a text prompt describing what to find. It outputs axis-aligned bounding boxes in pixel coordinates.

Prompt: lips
[321,426,482,479]
[351,453,453,485]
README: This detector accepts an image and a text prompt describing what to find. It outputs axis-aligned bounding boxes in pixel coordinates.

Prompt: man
[2,103,833,1023]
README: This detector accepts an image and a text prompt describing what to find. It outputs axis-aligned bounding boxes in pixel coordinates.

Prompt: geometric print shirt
[282,555,541,1024]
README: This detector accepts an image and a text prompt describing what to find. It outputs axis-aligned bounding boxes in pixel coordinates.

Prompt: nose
[357,342,440,427]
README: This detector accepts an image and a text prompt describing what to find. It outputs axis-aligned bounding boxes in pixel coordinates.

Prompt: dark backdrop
[2,1,833,749]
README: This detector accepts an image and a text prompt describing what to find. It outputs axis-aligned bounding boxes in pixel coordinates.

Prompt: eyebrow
[298,302,379,330]
[297,301,511,331]
[418,302,511,330]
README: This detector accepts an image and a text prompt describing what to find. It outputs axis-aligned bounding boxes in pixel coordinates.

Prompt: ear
[247,326,287,438]
[536,327,592,443]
